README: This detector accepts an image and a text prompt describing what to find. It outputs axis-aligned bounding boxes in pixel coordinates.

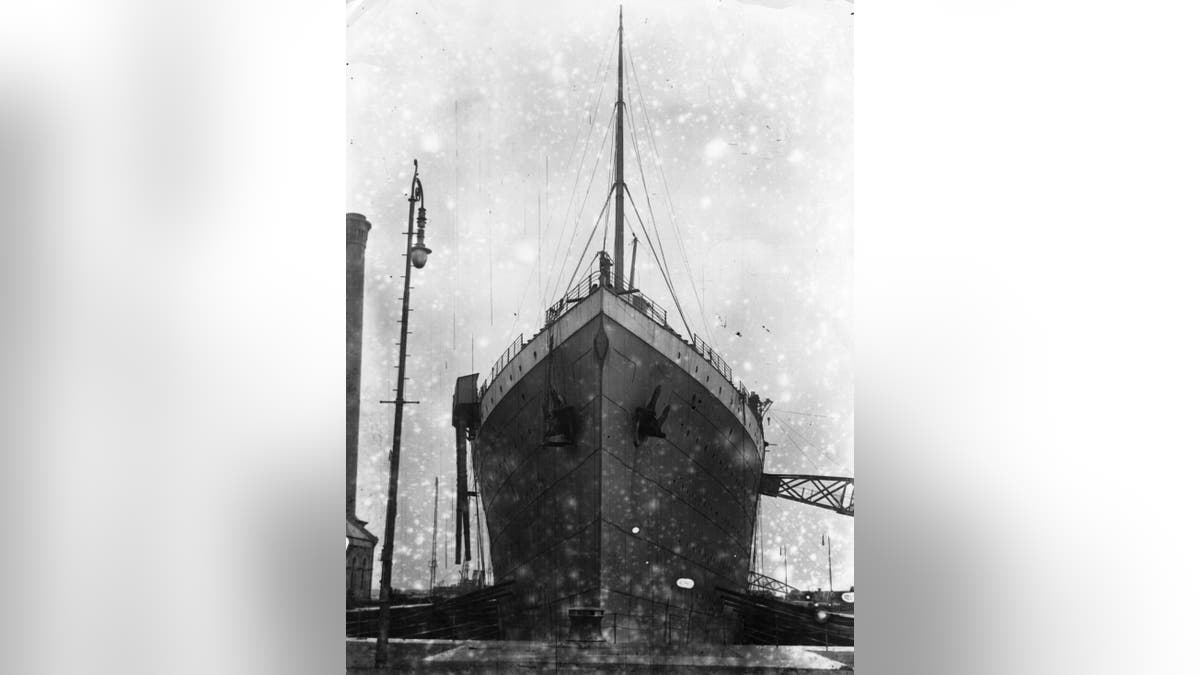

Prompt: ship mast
[613,6,626,290]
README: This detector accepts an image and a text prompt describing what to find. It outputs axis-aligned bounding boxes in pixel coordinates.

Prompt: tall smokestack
[347,212,371,520]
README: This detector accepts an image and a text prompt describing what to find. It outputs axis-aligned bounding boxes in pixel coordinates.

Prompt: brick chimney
[346,213,371,521]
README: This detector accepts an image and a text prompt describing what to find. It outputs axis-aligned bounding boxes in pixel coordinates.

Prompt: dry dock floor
[348,638,853,672]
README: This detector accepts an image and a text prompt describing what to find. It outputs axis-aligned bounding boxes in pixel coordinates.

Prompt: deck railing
[488,333,524,384]
[691,334,733,383]
[486,265,750,407]
[614,289,669,329]
[544,269,671,332]
[544,271,603,325]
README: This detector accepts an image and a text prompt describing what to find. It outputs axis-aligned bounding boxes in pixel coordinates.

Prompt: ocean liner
[451,10,770,645]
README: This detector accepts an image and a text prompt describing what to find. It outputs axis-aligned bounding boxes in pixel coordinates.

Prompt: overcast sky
[348,0,853,592]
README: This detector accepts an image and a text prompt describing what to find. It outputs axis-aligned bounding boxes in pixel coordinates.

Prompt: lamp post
[375,159,432,666]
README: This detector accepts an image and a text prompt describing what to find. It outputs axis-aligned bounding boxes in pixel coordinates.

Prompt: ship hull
[473,288,764,644]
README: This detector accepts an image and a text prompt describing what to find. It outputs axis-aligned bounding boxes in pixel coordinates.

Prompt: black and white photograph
[9,2,1200,674]
[345,0,853,670]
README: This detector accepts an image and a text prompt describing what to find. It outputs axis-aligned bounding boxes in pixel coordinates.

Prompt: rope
[772,420,823,473]
[771,409,832,419]
[623,186,693,341]
[624,183,687,332]
[562,185,616,295]
[627,46,712,343]
[626,68,683,306]
[508,34,617,331]
[507,250,541,334]
[542,35,619,305]
[547,106,616,302]
[626,111,690,332]
[619,72,692,337]
[507,106,614,335]
[771,414,848,473]
[601,145,615,260]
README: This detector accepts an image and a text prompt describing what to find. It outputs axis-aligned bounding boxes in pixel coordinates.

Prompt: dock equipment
[451,374,480,565]
[759,474,854,517]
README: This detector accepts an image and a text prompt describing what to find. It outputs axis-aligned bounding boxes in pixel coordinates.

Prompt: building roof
[346,517,378,547]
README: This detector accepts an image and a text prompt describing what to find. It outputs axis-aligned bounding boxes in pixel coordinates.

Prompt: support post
[375,161,423,667]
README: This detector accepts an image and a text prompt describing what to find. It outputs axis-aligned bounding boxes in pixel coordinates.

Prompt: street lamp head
[411,203,431,268]
[410,242,431,268]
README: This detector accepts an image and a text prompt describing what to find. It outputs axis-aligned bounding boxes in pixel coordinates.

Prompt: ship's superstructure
[457,11,770,644]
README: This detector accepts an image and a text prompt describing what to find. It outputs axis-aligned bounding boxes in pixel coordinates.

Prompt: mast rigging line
[772,409,833,418]
[772,421,823,474]
[595,31,693,335]
[626,45,711,343]
[601,149,616,262]
[625,106,695,342]
[500,230,546,336]
[621,184,681,316]
[770,413,847,474]
[622,184,693,341]
[547,106,617,304]
[541,33,619,307]
[511,120,613,335]
[562,185,617,295]
[623,201,688,342]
